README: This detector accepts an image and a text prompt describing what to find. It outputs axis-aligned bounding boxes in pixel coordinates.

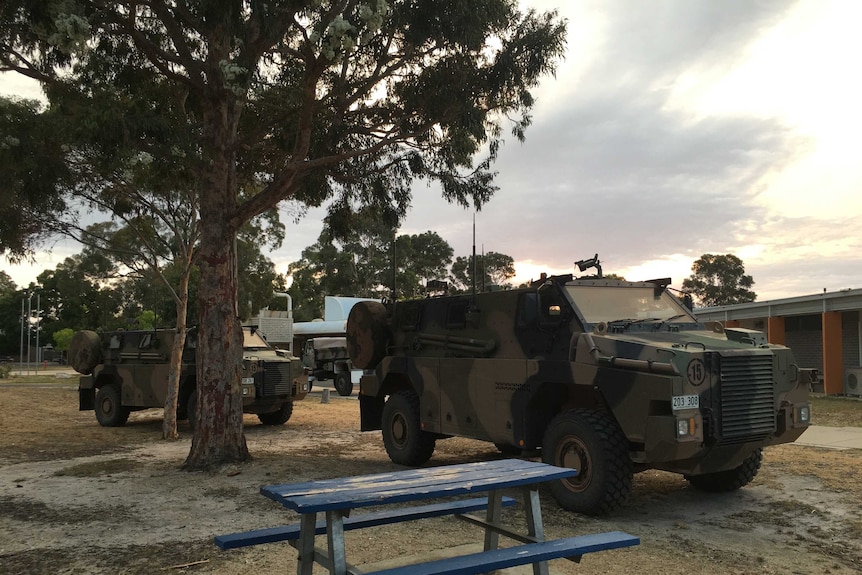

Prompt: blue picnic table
[215,459,639,575]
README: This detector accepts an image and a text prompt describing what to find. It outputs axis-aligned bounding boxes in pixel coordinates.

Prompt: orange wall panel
[821,311,843,395]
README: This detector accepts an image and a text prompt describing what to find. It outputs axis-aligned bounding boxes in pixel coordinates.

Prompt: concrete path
[793,425,862,450]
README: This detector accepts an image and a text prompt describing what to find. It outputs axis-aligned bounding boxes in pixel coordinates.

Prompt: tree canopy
[682,253,757,307]
[450,251,516,292]
[287,220,454,320]
[1,0,567,468]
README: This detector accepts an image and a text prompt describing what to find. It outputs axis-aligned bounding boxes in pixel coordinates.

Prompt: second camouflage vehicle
[346,257,812,515]
[71,326,309,428]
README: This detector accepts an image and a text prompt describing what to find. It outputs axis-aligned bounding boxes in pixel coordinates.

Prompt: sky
[3,0,861,302]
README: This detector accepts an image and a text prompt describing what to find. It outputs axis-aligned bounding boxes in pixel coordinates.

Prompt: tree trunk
[162,271,190,440]
[183,96,249,469]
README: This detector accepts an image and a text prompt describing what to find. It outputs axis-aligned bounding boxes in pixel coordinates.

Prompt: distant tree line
[286,213,517,321]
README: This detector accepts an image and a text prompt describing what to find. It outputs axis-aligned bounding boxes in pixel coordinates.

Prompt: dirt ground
[1,382,860,575]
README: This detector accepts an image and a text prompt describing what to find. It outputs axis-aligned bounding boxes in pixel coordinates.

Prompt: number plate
[242,377,254,385]
[672,394,699,411]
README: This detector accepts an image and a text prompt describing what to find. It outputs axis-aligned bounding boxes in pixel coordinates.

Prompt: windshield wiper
[629,317,662,325]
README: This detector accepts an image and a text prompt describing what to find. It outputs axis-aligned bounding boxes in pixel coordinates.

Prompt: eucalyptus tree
[1,1,566,469]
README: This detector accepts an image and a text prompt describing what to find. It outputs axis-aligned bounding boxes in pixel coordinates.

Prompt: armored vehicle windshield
[242,328,271,351]
[564,282,697,326]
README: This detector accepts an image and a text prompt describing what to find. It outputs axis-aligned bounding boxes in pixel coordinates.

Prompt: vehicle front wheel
[95,384,130,427]
[334,371,353,396]
[685,449,762,492]
[382,390,435,466]
[542,409,632,516]
[258,401,294,425]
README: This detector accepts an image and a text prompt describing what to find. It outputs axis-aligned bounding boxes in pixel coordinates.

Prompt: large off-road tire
[346,301,389,369]
[186,389,197,431]
[258,401,294,425]
[69,330,102,375]
[334,371,353,396]
[95,384,130,427]
[685,449,763,492]
[541,409,632,516]
[382,390,436,466]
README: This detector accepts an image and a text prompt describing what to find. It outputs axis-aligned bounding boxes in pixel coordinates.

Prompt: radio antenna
[471,213,477,298]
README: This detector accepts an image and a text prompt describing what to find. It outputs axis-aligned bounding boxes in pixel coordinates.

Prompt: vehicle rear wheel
[541,409,632,515]
[258,401,294,425]
[685,449,762,492]
[95,384,130,427]
[334,371,353,396]
[382,390,436,466]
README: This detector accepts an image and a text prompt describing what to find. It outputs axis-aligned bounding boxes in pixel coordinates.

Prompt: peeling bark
[183,95,250,469]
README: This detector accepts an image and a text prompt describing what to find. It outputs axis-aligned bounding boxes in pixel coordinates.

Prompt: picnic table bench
[214,459,639,575]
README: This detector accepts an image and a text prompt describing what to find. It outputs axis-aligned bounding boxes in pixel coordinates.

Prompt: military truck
[346,262,812,515]
[301,337,355,396]
[70,326,309,428]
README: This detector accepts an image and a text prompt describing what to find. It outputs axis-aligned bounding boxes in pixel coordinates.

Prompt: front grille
[718,355,776,444]
[262,362,292,396]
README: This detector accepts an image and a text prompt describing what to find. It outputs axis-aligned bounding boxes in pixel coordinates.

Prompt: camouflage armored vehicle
[347,262,812,515]
[70,326,309,428]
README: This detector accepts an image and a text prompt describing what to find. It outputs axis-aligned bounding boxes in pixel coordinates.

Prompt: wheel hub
[392,414,408,445]
[557,435,591,493]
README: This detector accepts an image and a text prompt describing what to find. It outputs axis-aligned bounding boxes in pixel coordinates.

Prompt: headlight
[677,417,697,437]
[797,404,811,424]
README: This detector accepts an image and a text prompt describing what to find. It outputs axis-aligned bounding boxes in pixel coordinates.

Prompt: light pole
[34,293,41,369]
[19,297,25,373]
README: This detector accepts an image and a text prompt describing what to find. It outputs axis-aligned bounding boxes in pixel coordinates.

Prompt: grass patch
[810,395,862,427]
[55,457,143,477]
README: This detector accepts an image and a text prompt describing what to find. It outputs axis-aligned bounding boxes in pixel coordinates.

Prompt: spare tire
[70,330,102,375]
[347,301,389,369]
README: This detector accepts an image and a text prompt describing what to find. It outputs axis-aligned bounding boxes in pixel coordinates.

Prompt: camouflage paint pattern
[73,327,308,423]
[350,276,811,477]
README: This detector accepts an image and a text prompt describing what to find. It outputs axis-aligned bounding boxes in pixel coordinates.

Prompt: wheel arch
[359,371,416,432]
[93,368,120,390]
[522,381,607,449]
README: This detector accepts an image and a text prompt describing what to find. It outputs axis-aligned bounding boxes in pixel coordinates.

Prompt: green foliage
[136,310,156,330]
[1,0,566,246]
[288,221,454,320]
[395,231,454,299]
[0,271,16,294]
[682,254,757,307]
[450,251,516,292]
[1,0,566,464]
[0,97,70,259]
[52,327,74,351]
[36,254,125,341]
[287,215,397,321]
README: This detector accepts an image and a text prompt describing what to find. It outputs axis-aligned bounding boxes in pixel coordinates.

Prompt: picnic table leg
[325,510,348,575]
[522,487,549,575]
[297,513,317,575]
[483,489,503,551]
